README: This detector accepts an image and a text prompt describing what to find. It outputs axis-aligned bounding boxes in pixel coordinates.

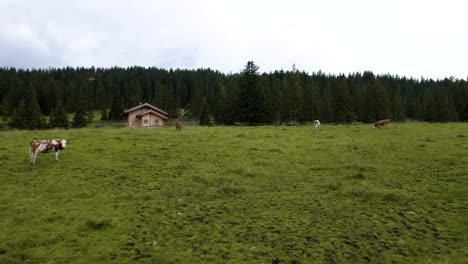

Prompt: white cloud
[0,0,467,79]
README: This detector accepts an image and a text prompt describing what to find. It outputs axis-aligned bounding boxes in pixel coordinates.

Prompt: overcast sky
[1,0,467,79]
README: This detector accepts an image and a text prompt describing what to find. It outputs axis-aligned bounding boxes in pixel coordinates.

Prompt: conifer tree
[9,99,28,129]
[199,97,212,126]
[8,108,19,129]
[365,80,391,122]
[95,80,106,109]
[50,100,69,129]
[422,91,436,121]
[0,98,10,123]
[391,89,405,121]
[72,99,88,128]
[335,77,356,123]
[109,95,125,121]
[100,108,108,121]
[27,89,46,130]
[321,82,334,122]
[237,61,265,124]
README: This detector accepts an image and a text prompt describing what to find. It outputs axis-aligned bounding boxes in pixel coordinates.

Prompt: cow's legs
[55,150,60,161]
[32,149,40,164]
[29,147,34,164]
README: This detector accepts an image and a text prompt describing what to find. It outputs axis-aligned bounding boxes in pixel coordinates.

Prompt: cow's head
[61,139,67,148]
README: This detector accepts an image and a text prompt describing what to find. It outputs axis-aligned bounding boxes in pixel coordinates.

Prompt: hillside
[0,123,467,263]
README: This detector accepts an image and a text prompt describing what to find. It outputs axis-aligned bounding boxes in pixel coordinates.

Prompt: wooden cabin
[124,103,168,128]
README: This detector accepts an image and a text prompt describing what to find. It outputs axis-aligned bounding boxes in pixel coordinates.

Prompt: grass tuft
[84,219,112,230]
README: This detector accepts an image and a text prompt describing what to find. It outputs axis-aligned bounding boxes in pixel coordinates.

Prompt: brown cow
[373,119,390,128]
[30,139,67,164]
[175,120,183,131]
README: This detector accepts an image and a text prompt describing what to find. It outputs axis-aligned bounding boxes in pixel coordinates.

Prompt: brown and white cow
[30,139,67,164]
[175,120,183,131]
[373,119,390,129]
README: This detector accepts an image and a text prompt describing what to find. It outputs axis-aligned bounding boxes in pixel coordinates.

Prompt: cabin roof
[124,103,168,116]
[136,109,169,120]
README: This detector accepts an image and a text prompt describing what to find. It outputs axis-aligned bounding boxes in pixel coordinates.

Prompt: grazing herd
[28,119,390,165]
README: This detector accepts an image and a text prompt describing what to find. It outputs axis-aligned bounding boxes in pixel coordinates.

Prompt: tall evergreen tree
[422,91,436,121]
[365,80,391,122]
[9,99,28,129]
[321,82,334,122]
[100,108,108,121]
[437,96,458,122]
[335,77,356,123]
[50,100,69,129]
[0,98,10,123]
[236,61,266,124]
[391,88,405,121]
[95,80,106,109]
[109,95,125,121]
[462,103,468,121]
[199,97,212,126]
[27,89,46,130]
[72,99,88,128]
[283,71,303,123]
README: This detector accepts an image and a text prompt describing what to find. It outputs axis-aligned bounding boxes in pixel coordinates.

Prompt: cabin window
[132,119,138,125]
[154,120,159,125]
[144,119,148,125]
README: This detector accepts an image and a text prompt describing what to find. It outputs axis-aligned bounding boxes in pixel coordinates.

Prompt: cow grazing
[175,120,183,131]
[373,119,390,128]
[30,139,67,165]
[314,120,321,130]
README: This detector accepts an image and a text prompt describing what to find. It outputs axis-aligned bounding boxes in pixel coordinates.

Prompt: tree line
[0,62,467,129]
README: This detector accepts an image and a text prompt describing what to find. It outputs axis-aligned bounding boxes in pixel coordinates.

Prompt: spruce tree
[100,108,108,121]
[391,89,405,121]
[283,70,302,124]
[50,100,69,129]
[462,103,468,121]
[321,82,334,123]
[271,79,283,124]
[27,89,46,130]
[0,98,10,123]
[95,80,106,109]
[109,95,124,121]
[9,100,28,129]
[199,97,212,126]
[365,80,391,122]
[72,99,88,128]
[335,77,356,123]
[237,61,264,124]
[87,111,94,124]
[8,108,19,129]
[422,91,436,121]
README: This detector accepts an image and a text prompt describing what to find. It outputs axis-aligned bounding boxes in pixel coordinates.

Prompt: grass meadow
[0,123,467,263]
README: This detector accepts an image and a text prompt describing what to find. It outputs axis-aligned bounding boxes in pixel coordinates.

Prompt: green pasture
[0,123,467,263]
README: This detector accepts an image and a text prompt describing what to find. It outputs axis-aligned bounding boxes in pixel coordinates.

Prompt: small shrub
[382,193,401,202]
[328,182,342,191]
[85,219,111,230]
[268,148,283,153]
[352,173,366,179]
[219,185,245,196]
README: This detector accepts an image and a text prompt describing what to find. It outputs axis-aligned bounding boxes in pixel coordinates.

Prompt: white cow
[314,120,321,130]
[30,139,67,165]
